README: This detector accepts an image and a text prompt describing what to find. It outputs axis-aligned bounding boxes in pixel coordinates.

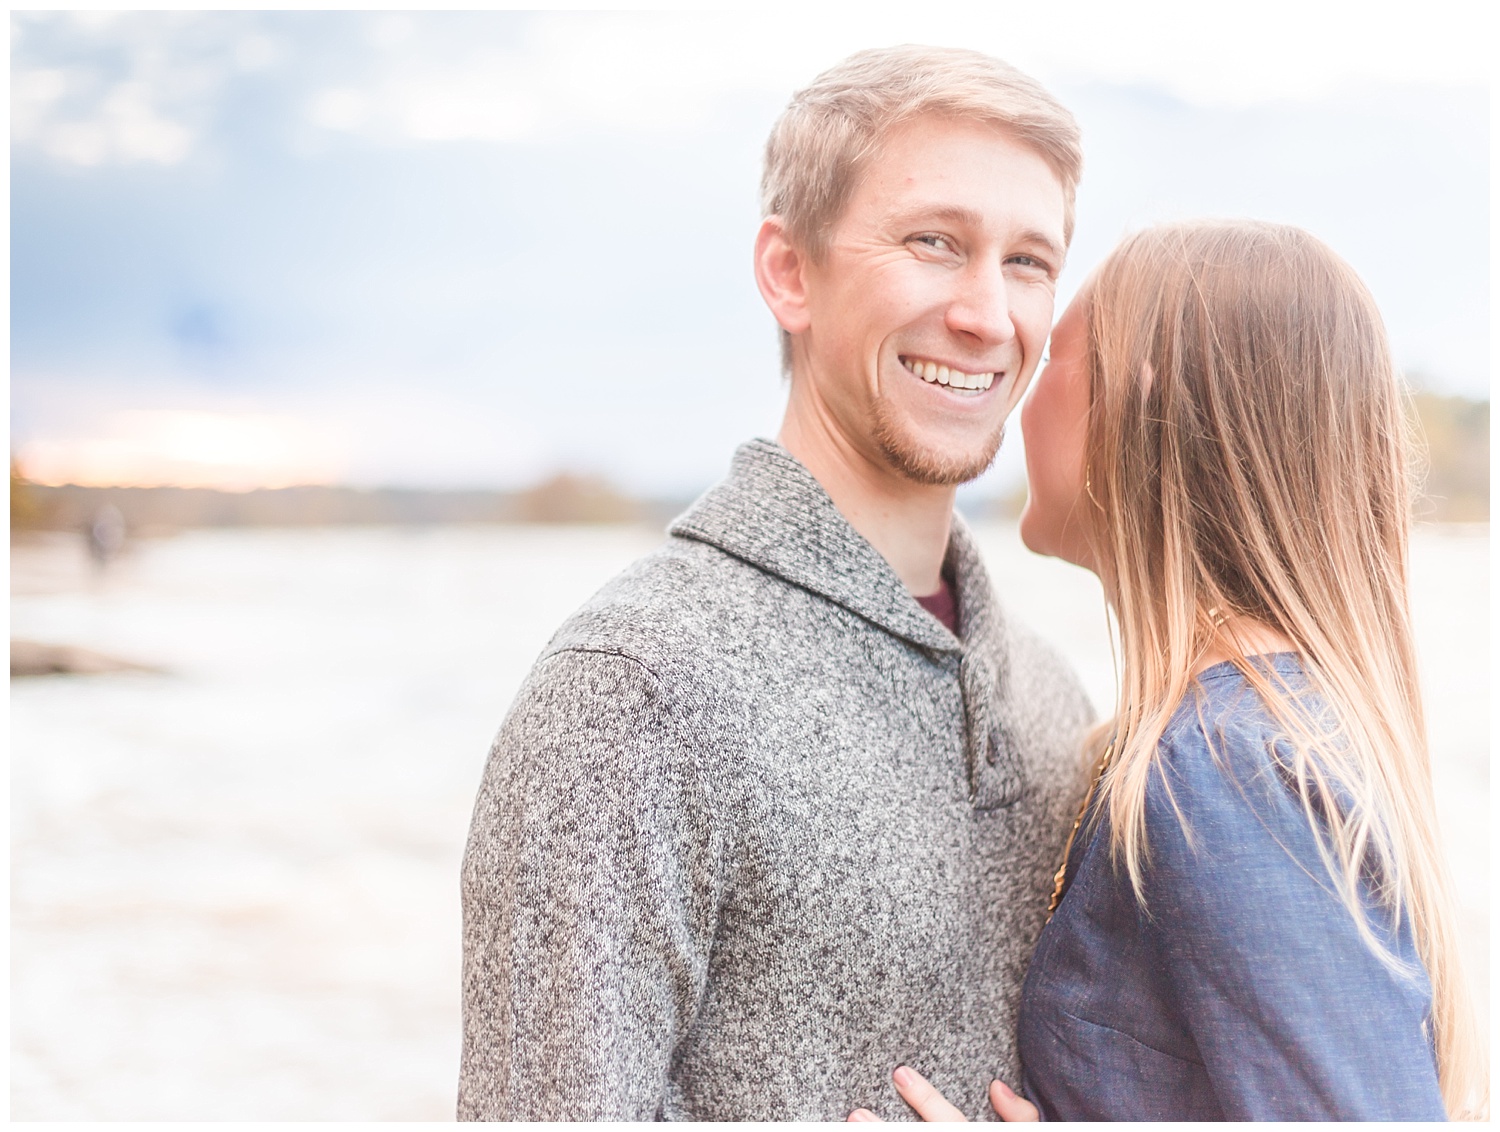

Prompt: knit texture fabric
[459,438,1095,1121]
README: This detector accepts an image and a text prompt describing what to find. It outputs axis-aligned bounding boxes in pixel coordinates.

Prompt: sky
[9,5,1492,495]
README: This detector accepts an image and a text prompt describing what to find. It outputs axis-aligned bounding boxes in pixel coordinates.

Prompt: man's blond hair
[762,44,1083,256]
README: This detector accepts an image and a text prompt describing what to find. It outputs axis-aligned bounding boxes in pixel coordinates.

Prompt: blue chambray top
[1017,654,1446,1120]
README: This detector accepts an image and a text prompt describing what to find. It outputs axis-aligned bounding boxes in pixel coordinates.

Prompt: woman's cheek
[1019,387,1089,565]
[1018,399,1061,556]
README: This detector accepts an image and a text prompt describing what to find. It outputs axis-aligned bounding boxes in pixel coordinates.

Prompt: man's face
[796,115,1068,485]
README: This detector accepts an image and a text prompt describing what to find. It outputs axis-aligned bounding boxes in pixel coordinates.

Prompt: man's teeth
[903,358,996,391]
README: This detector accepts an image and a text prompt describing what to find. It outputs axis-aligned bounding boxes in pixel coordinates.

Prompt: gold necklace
[1045,741,1114,922]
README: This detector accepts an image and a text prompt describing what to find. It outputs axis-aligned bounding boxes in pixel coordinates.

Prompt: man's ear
[754,216,812,336]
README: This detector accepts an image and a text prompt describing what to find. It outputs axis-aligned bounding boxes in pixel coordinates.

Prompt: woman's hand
[847,1066,1040,1122]
[987,1079,1040,1122]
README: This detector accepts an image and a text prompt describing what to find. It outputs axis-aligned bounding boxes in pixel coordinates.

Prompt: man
[459,45,1094,1121]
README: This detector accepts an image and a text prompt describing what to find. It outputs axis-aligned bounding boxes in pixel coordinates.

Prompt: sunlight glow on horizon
[17,410,348,491]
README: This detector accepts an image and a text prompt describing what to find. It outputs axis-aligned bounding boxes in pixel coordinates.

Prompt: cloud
[298,13,787,147]
[13,66,190,166]
[12,12,773,166]
[13,7,1491,169]
[10,11,264,167]
[294,5,1496,149]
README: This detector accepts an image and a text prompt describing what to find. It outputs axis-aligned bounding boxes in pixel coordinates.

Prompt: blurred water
[10,522,1489,1119]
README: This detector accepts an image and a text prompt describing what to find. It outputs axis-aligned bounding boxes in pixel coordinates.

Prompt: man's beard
[869,397,1007,486]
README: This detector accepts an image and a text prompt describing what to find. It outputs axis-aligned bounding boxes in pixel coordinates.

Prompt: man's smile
[899,354,1005,397]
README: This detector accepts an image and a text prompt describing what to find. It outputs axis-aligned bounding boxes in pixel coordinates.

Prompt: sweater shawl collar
[669,438,1008,657]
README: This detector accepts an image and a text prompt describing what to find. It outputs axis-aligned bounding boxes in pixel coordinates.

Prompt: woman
[853,220,1484,1121]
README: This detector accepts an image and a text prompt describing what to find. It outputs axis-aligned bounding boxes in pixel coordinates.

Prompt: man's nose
[945,260,1016,346]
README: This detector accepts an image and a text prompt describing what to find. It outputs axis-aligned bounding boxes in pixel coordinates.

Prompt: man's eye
[912,234,954,252]
[1008,254,1058,278]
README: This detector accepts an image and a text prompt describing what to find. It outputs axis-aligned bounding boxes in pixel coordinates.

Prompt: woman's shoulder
[1152,653,1306,794]
[1135,653,1422,965]
[1143,653,1337,888]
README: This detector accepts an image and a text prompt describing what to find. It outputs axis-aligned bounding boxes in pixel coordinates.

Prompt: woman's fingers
[988,1079,1040,1122]
[850,1066,991,1122]
[892,1065,970,1122]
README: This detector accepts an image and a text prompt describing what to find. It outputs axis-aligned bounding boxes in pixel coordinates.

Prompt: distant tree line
[10,470,690,534]
[1407,390,1488,523]
[10,390,1489,533]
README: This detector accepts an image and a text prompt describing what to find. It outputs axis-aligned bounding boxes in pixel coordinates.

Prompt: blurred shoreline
[10,472,693,534]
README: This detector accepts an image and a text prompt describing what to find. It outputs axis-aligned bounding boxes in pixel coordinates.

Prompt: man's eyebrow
[883,205,1066,263]
[1015,227,1068,266]
[884,203,986,230]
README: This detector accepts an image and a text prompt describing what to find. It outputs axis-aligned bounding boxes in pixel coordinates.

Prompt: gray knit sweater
[459,439,1094,1121]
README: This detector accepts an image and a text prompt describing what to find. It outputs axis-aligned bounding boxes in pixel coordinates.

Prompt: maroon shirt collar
[915,574,959,635]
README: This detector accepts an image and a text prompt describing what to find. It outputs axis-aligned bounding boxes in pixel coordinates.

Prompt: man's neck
[777,407,955,598]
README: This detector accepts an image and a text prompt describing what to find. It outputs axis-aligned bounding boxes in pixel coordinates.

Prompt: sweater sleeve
[457,648,723,1121]
[1142,718,1446,1121]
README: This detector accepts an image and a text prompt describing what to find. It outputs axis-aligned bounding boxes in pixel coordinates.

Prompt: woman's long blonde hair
[1078,220,1484,1117]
